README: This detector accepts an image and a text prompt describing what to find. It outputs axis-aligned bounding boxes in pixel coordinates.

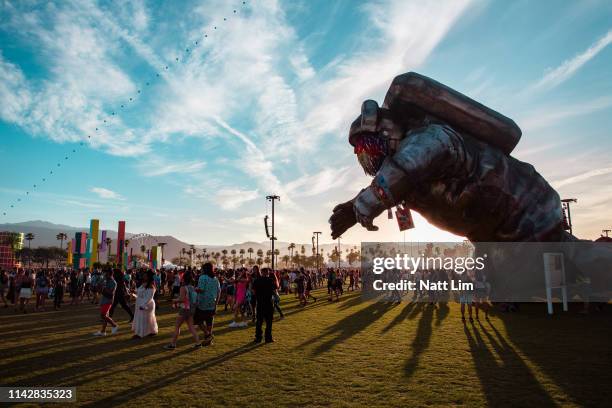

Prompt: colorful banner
[89,219,99,267]
[116,221,125,265]
[67,240,73,266]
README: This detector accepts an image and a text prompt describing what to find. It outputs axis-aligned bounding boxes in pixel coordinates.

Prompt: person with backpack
[163,271,201,350]
[194,263,221,346]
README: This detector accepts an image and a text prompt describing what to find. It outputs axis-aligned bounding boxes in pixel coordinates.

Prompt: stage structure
[0,231,24,270]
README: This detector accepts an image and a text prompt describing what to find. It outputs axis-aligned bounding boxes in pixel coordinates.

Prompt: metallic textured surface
[330,73,568,243]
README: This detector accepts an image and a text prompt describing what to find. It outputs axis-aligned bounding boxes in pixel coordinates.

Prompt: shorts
[100,303,112,316]
[172,286,180,296]
[459,293,473,305]
[178,307,193,319]
[36,288,49,296]
[19,288,32,299]
[193,308,216,326]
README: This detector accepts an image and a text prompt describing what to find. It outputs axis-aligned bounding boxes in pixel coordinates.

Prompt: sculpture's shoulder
[398,123,462,152]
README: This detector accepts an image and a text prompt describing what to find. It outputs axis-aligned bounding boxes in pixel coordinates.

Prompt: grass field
[1,289,611,407]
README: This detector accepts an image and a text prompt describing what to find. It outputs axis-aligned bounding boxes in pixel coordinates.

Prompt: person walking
[94,268,119,336]
[35,270,49,312]
[0,269,8,308]
[131,269,158,339]
[53,270,65,310]
[109,269,134,323]
[194,263,220,346]
[253,267,277,344]
[163,271,201,350]
[18,270,33,313]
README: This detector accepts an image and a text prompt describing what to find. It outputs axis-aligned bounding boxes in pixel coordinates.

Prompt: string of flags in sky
[1,1,250,217]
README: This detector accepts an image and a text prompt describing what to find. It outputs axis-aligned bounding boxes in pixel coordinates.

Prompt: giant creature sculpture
[329,72,570,243]
[330,73,612,301]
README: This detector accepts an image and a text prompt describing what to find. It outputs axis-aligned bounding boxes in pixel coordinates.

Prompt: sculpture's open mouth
[357,151,384,176]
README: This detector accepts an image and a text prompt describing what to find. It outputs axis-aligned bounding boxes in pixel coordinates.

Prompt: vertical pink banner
[116,221,125,264]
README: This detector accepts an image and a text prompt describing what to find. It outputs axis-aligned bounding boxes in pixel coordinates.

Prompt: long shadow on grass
[300,302,396,356]
[403,303,435,378]
[4,299,331,386]
[381,302,416,334]
[79,343,262,408]
[462,320,556,406]
[493,308,612,406]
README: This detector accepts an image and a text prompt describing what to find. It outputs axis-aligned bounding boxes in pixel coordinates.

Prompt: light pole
[266,195,280,272]
[336,236,341,270]
[603,229,611,238]
[158,242,166,267]
[561,198,577,235]
[313,231,321,272]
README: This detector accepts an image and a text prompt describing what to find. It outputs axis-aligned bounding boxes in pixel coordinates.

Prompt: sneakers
[228,321,239,328]
[163,344,176,350]
[239,321,248,327]
[111,325,119,335]
[203,335,214,346]
[93,331,106,336]
[193,343,203,349]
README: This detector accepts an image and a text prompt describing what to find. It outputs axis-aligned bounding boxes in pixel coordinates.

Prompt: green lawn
[1,290,611,407]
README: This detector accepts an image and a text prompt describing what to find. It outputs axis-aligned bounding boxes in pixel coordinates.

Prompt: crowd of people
[0,264,361,348]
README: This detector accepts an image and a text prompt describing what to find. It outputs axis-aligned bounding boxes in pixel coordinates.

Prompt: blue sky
[1,0,611,245]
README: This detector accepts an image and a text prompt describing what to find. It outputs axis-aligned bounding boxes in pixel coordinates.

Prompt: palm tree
[202,248,207,262]
[140,245,146,261]
[56,232,67,250]
[256,249,263,260]
[247,247,253,261]
[25,233,35,249]
[230,249,236,267]
[24,233,35,266]
[239,248,245,263]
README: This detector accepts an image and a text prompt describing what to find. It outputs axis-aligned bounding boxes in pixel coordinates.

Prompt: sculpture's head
[349,100,403,176]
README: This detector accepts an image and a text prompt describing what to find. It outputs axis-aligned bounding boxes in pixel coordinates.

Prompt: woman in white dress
[131,270,158,339]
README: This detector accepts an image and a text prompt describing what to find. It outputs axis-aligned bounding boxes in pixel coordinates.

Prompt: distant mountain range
[0,220,357,261]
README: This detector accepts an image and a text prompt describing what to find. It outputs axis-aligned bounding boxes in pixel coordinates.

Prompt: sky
[1,0,611,245]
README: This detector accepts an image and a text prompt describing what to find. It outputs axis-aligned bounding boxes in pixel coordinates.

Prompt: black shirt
[253,276,276,304]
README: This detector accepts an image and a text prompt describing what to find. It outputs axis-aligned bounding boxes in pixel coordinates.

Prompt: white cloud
[140,159,206,177]
[519,96,612,132]
[286,166,352,198]
[213,188,259,210]
[298,0,473,149]
[530,29,612,92]
[552,167,612,189]
[90,187,125,200]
